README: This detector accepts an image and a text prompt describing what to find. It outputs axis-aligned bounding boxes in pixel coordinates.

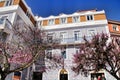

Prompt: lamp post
[60,47,68,80]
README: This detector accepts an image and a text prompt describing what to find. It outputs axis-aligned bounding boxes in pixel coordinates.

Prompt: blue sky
[26,0,120,21]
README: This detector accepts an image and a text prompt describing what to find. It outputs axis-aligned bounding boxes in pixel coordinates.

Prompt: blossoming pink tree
[0,24,61,80]
[72,33,120,80]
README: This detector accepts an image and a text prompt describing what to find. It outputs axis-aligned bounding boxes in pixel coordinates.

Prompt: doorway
[60,69,68,80]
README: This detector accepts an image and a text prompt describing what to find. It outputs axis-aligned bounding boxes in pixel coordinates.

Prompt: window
[47,33,54,43]
[87,29,96,40]
[60,18,67,24]
[5,0,12,6]
[87,29,96,36]
[73,16,79,23]
[46,48,52,59]
[0,32,8,42]
[13,72,21,80]
[0,16,8,24]
[61,47,66,59]
[48,19,54,25]
[75,46,80,54]
[86,15,94,21]
[112,25,119,31]
[1,16,8,20]
[60,32,67,42]
[115,38,120,45]
[91,73,105,80]
[38,21,43,26]
[74,31,82,41]
[26,11,31,18]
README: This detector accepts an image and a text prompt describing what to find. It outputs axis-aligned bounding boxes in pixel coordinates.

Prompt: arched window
[60,69,68,80]
[13,71,21,80]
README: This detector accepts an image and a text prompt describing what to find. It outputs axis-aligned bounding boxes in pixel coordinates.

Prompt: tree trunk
[0,73,7,80]
[111,73,120,80]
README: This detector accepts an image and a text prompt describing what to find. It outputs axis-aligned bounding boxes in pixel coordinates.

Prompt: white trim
[22,0,36,20]
[4,0,12,6]
[42,20,108,30]
[0,14,9,19]
[10,12,16,24]
[37,10,105,21]
[26,10,31,18]
[72,16,80,23]
[0,0,5,2]
[38,20,43,26]
[86,14,94,21]
[17,6,34,26]
[48,19,55,25]
[112,24,119,31]
[87,28,97,36]
[60,32,67,43]
[74,30,82,42]
[0,5,18,13]
[60,17,67,24]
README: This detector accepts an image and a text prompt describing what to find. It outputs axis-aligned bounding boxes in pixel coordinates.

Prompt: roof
[77,9,97,13]
[108,20,120,25]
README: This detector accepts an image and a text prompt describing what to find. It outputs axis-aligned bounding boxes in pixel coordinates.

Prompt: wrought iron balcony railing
[60,36,93,44]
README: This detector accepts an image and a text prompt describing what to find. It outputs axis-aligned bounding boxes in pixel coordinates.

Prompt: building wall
[0,0,36,80]
[39,11,106,27]
[0,0,119,79]
[0,1,5,7]
[108,21,120,36]
[0,0,36,26]
[36,10,114,80]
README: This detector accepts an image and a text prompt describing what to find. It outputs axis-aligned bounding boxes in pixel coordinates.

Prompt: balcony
[0,18,12,34]
[60,36,93,44]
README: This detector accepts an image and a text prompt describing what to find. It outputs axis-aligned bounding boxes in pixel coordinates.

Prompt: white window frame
[60,32,67,42]
[75,46,80,54]
[47,33,54,43]
[0,32,8,41]
[0,15,8,19]
[45,48,52,59]
[86,15,94,21]
[0,0,5,2]
[74,30,82,41]
[61,47,66,59]
[112,25,119,31]
[48,19,54,25]
[38,21,43,26]
[26,10,31,18]
[0,15,8,24]
[87,28,96,36]
[72,16,80,23]
[4,0,12,6]
[60,17,67,24]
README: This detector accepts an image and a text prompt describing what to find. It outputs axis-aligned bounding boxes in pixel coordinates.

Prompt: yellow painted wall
[13,0,20,5]
[94,14,106,20]
[43,20,48,26]
[0,1,5,7]
[80,15,86,22]
[55,18,60,24]
[67,17,72,23]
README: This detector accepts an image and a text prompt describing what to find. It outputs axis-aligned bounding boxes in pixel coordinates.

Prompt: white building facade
[0,0,119,80]
[36,10,117,80]
[0,0,36,80]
